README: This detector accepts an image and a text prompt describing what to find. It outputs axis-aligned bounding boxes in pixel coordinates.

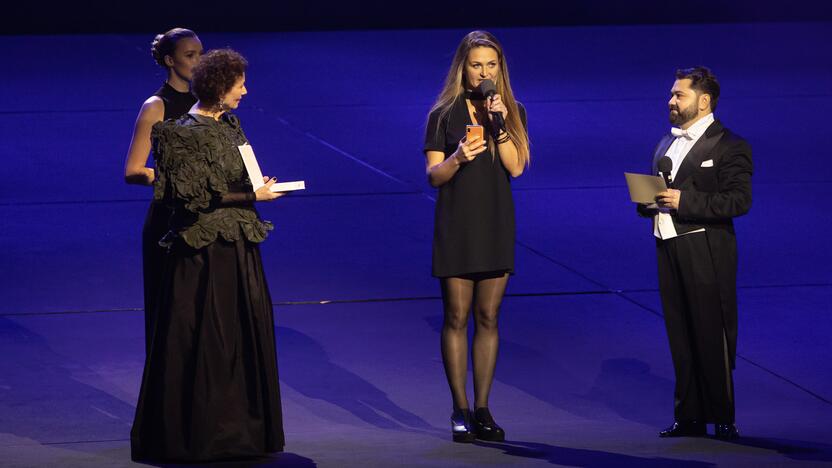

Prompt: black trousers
[657,233,735,424]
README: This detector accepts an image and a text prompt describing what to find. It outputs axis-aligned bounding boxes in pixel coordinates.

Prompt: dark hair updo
[191,49,248,108]
[150,27,198,67]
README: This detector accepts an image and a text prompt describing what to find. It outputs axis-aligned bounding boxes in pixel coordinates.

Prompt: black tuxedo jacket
[639,119,753,367]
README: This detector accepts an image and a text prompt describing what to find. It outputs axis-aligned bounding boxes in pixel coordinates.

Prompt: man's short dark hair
[676,66,720,112]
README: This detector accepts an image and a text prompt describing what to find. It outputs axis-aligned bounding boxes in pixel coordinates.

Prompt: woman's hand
[452,135,488,164]
[255,176,286,201]
[487,94,508,122]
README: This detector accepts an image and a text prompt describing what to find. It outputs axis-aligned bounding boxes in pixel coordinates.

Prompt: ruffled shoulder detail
[221,112,241,129]
[151,118,229,212]
[150,114,272,250]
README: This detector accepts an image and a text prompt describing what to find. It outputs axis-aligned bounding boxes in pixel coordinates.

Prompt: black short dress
[424,96,526,278]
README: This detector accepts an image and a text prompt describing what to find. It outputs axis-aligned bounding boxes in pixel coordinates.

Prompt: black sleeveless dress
[141,83,196,354]
[424,96,527,278]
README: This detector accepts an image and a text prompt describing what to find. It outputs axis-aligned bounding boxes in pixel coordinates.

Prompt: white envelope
[238,144,266,190]
[270,181,306,193]
[238,144,306,193]
[700,159,714,167]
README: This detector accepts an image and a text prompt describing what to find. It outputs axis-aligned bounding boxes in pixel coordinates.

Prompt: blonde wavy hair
[428,30,529,167]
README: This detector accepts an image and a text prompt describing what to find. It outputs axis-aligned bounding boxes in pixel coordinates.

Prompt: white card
[270,181,306,192]
[238,144,266,191]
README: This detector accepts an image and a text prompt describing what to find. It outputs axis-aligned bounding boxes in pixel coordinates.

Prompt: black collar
[463,89,487,101]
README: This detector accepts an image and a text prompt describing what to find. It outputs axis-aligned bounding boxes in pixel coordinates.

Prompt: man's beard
[669,104,698,126]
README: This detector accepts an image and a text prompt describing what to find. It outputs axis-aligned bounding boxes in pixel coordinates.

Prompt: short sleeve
[423,108,446,154]
[151,120,229,213]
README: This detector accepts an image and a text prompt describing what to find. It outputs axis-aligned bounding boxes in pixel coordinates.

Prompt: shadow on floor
[726,436,832,463]
[0,317,138,444]
[424,314,672,426]
[476,439,715,467]
[581,358,674,427]
[276,326,436,432]
[141,452,317,467]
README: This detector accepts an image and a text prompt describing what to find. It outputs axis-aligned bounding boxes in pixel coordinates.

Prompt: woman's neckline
[164,81,192,95]
[464,88,487,101]
[190,109,224,121]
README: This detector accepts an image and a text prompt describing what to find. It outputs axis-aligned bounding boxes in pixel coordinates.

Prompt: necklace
[192,107,223,120]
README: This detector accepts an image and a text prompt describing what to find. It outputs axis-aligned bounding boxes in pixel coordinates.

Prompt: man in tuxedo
[639,67,752,440]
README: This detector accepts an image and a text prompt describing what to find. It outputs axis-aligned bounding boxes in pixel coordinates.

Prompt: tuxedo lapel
[673,120,725,186]
[652,135,675,174]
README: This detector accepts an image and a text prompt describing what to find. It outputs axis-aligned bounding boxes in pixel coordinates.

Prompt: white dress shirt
[654,113,715,240]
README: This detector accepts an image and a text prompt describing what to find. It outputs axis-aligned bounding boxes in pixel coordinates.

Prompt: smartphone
[466,124,484,142]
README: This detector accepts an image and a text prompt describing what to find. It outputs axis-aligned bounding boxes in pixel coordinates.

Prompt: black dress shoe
[473,407,505,442]
[451,409,476,443]
[659,421,706,438]
[714,423,740,440]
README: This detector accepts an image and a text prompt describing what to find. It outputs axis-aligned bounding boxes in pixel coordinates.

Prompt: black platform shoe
[714,423,740,440]
[473,407,505,442]
[451,409,476,443]
[659,421,706,438]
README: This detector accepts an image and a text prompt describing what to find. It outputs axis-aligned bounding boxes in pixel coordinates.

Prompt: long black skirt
[141,201,170,356]
[131,238,284,462]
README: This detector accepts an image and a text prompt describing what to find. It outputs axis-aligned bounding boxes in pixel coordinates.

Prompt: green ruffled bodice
[151,113,273,249]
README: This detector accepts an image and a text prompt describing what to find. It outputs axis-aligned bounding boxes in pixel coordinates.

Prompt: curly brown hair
[191,49,248,108]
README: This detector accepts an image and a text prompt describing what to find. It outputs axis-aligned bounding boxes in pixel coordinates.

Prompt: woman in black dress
[131,49,285,462]
[424,30,530,443]
[124,28,202,354]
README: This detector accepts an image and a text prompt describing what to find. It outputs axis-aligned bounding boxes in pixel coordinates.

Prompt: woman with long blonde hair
[423,30,529,443]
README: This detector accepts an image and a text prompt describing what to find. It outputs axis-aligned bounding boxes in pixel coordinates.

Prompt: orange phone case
[466,125,484,142]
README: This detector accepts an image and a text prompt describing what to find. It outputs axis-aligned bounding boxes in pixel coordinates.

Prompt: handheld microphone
[657,157,673,188]
[478,79,506,133]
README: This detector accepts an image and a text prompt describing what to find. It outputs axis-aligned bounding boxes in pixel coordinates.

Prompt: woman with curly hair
[131,48,285,462]
[424,30,529,443]
[124,28,202,356]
